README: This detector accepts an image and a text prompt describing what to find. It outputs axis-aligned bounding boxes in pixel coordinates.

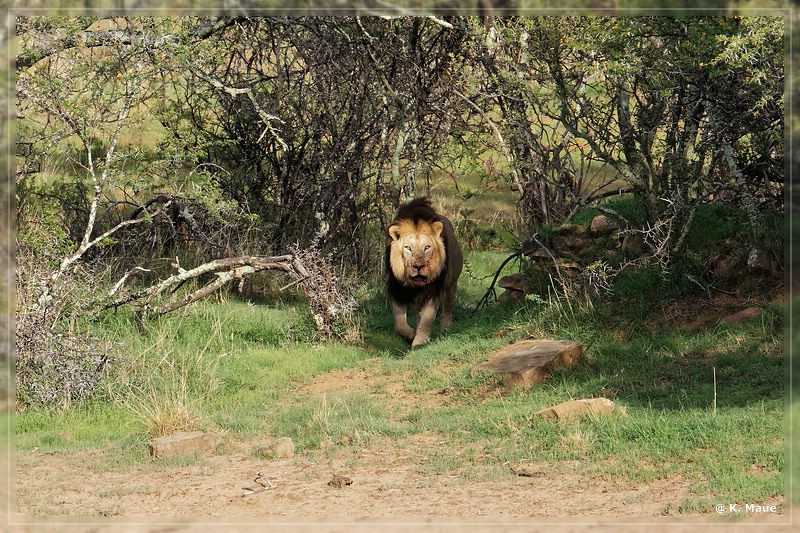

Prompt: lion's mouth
[409,274,428,286]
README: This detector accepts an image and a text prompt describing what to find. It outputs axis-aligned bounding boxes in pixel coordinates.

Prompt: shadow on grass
[358,290,524,357]
[351,281,784,414]
[557,327,785,411]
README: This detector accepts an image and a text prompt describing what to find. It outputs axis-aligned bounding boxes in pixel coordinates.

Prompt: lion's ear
[431,221,444,238]
[388,224,402,241]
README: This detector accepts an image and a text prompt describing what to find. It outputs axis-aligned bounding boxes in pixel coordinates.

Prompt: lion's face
[388,219,446,288]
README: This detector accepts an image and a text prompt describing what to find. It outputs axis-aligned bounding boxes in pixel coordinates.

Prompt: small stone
[510,464,544,477]
[589,215,620,235]
[147,431,223,458]
[328,474,352,488]
[534,398,616,421]
[269,437,295,459]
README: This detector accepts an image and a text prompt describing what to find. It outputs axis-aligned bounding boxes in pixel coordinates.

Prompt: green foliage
[685,204,749,247]
[15,256,785,509]
[16,207,77,270]
[603,195,651,228]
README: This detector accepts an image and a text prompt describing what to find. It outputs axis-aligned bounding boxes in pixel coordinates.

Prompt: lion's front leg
[412,297,440,348]
[440,283,457,331]
[392,301,416,342]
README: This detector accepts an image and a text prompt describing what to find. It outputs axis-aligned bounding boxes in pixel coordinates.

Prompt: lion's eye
[404,245,412,253]
[424,245,431,252]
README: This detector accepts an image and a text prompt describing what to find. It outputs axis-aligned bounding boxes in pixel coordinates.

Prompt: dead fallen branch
[104,254,308,316]
[103,247,360,341]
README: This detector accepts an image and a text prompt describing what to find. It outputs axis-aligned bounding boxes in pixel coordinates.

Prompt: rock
[553,224,586,236]
[552,233,593,254]
[551,224,592,254]
[526,248,553,260]
[267,437,294,459]
[498,273,528,302]
[534,398,616,421]
[510,463,545,477]
[710,252,740,280]
[471,339,584,388]
[747,249,775,275]
[589,215,620,236]
[722,306,761,324]
[558,261,582,280]
[620,233,645,257]
[147,431,223,458]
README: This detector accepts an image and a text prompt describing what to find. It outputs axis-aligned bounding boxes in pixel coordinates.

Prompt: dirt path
[12,358,790,530]
[11,436,790,530]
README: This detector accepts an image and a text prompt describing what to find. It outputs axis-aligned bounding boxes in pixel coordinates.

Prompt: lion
[385,197,463,348]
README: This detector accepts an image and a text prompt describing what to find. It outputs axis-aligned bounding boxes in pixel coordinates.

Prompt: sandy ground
[10,435,791,531]
[11,364,791,532]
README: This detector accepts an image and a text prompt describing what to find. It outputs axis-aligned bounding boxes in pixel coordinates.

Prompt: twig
[278,276,309,292]
[241,471,276,496]
[109,267,151,296]
[473,251,521,313]
[712,367,717,416]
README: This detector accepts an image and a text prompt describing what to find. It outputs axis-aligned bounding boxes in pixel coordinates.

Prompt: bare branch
[426,16,454,30]
[105,255,303,314]
[109,267,152,296]
[16,17,243,72]
[190,68,288,152]
[453,88,523,197]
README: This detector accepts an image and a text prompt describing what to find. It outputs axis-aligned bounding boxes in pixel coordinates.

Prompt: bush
[15,215,112,408]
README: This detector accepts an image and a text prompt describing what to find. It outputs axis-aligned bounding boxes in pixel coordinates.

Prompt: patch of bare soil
[647,288,783,331]
[296,359,445,413]
[12,436,789,530]
[12,352,789,530]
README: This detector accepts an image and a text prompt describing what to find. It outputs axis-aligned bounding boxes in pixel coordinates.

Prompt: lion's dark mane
[393,197,439,223]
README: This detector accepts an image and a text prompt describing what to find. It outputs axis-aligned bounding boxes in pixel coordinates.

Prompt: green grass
[13,244,787,514]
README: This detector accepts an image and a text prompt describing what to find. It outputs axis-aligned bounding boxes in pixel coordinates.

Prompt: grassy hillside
[14,235,787,513]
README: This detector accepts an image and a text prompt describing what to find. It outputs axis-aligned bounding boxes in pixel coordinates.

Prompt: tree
[14,15,469,404]
[157,16,469,262]
[467,16,783,254]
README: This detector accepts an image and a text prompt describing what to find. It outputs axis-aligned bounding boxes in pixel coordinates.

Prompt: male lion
[386,197,463,348]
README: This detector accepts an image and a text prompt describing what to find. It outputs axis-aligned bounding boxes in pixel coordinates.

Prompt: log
[471,339,583,388]
[534,398,616,421]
